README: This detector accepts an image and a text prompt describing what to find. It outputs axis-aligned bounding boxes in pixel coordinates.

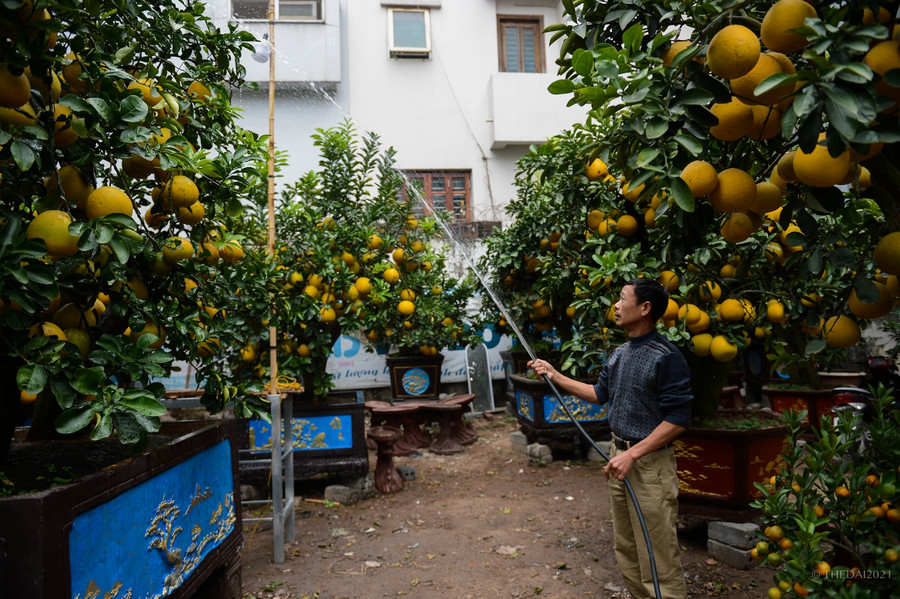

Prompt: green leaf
[112,413,144,444]
[691,73,731,103]
[572,49,594,78]
[119,95,149,122]
[754,73,795,97]
[676,88,714,106]
[121,393,167,416]
[18,364,47,395]
[70,367,106,395]
[548,79,577,94]
[622,23,644,53]
[853,276,880,304]
[109,237,131,263]
[644,119,668,140]
[672,134,703,156]
[23,265,55,285]
[10,140,35,171]
[805,339,826,355]
[50,377,77,409]
[87,97,112,122]
[635,147,660,167]
[822,86,859,113]
[837,63,872,85]
[90,413,114,440]
[669,177,695,213]
[55,404,95,434]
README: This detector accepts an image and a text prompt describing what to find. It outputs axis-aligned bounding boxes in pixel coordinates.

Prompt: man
[528,277,692,599]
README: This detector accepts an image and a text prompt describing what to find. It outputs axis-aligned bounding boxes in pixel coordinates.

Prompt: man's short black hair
[626,277,669,322]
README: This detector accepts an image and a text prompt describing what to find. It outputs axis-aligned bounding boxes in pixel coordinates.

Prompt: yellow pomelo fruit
[874,232,900,275]
[776,151,797,181]
[122,155,155,179]
[721,212,757,243]
[52,104,79,148]
[692,333,714,357]
[824,316,861,348]
[886,275,900,297]
[751,181,783,214]
[687,310,711,333]
[162,235,194,264]
[26,210,80,257]
[400,288,416,301]
[732,53,785,105]
[848,282,894,319]
[0,102,36,127]
[127,78,163,109]
[144,207,169,229]
[769,168,788,190]
[188,80,212,100]
[766,299,790,323]
[863,40,900,103]
[240,344,257,362]
[659,270,679,292]
[710,97,754,140]
[162,175,200,209]
[199,242,219,264]
[709,168,757,213]
[319,306,337,322]
[587,209,605,231]
[585,158,608,181]
[662,40,693,67]
[720,263,737,278]
[678,303,703,325]
[30,321,67,341]
[793,133,851,187]
[710,335,739,363]
[663,299,679,321]
[621,180,646,202]
[719,298,748,322]
[398,300,416,316]
[707,25,761,80]
[761,0,817,54]
[177,201,205,225]
[802,317,824,336]
[25,67,62,103]
[617,214,639,236]
[383,267,401,284]
[46,165,94,210]
[52,302,96,329]
[61,52,88,94]
[220,240,244,263]
[680,160,719,197]
[748,105,783,140]
[0,63,31,108]
[698,281,722,302]
[85,186,133,220]
[355,277,372,295]
[64,328,91,360]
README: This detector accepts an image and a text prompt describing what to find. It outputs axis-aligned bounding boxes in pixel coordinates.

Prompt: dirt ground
[239,414,773,599]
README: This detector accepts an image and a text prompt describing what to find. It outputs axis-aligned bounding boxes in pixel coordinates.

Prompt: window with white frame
[498,16,543,73]
[403,171,470,222]
[388,8,431,58]
[232,0,322,21]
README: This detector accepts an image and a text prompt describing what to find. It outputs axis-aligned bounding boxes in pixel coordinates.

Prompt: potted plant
[1,0,272,595]
[542,0,900,515]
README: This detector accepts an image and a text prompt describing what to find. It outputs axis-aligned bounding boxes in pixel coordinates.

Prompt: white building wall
[208,0,585,222]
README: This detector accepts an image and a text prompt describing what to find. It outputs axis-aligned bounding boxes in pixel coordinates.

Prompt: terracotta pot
[816,371,866,389]
[764,385,834,428]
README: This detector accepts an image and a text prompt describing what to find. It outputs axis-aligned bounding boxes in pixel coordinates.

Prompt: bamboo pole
[266,1,278,398]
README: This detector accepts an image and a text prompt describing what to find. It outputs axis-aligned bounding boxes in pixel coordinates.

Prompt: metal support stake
[269,393,285,564]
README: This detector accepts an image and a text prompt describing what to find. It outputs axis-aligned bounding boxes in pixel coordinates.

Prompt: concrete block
[707,538,757,571]
[527,442,553,465]
[396,465,417,481]
[708,521,760,549]
[509,431,529,452]
[587,442,611,463]
[324,484,360,506]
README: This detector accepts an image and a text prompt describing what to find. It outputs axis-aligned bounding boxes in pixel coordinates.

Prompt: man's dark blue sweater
[591,329,693,440]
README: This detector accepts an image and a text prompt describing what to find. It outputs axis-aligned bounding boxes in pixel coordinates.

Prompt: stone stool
[419,403,465,455]
[364,400,393,451]
[365,402,425,456]
[440,393,478,446]
[367,426,403,493]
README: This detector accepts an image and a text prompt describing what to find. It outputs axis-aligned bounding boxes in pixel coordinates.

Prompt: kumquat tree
[0,0,274,459]
[538,0,900,595]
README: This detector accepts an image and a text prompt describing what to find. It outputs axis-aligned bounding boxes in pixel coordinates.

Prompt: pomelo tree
[229,122,473,404]
[536,0,900,593]
[1,0,273,459]
[537,1,900,398]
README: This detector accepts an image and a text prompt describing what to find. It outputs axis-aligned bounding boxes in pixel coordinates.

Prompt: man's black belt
[612,434,673,450]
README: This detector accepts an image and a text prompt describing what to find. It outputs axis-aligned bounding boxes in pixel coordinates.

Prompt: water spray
[410,187,663,599]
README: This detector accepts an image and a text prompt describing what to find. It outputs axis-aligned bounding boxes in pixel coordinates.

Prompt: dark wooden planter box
[239,398,368,482]
[386,353,445,401]
[675,412,788,521]
[0,419,243,598]
[764,386,834,429]
[510,373,609,452]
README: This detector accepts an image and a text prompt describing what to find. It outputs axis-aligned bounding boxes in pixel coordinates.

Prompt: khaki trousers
[607,443,687,599]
